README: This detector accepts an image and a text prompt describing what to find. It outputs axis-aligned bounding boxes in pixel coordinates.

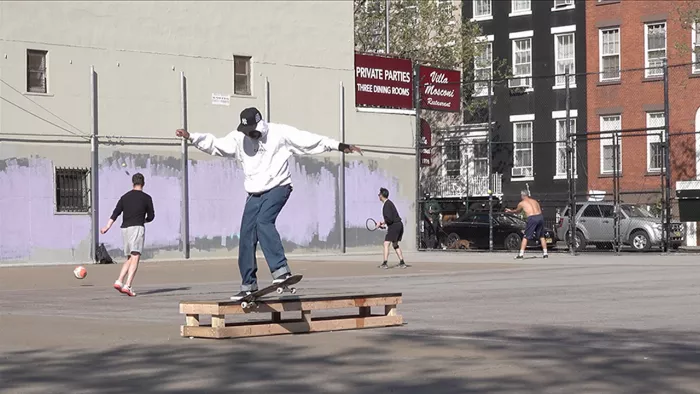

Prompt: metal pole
[264,77,271,122]
[385,0,390,54]
[565,67,575,255]
[339,82,346,253]
[487,78,494,252]
[180,72,190,259]
[663,59,672,253]
[613,132,620,254]
[90,66,99,263]
[414,63,422,251]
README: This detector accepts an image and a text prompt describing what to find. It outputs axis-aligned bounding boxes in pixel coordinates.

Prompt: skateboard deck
[239,274,303,309]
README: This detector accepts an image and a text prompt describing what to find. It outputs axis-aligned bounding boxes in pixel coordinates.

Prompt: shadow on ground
[2,325,700,393]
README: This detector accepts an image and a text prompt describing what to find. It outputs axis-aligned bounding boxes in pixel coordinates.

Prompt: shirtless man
[505,190,548,259]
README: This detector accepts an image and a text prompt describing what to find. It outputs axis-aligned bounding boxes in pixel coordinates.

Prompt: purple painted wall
[0,153,410,262]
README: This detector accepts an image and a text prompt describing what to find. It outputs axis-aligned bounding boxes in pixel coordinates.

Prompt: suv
[556,202,684,251]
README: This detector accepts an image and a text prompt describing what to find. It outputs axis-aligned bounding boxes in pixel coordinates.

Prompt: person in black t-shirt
[377,187,407,269]
[100,173,155,296]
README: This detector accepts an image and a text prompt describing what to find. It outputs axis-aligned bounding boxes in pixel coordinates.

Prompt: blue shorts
[524,214,544,240]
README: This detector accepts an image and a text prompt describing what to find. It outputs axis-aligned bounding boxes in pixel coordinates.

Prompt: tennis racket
[366,218,378,231]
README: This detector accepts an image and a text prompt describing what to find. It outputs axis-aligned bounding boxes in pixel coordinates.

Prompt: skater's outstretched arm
[101,197,123,234]
[283,125,362,155]
[176,129,238,158]
[145,195,155,223]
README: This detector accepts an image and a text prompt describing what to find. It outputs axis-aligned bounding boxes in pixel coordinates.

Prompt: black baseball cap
[237,107,263,133]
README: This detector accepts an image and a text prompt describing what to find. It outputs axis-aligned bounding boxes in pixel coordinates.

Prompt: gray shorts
[121,225,145,256]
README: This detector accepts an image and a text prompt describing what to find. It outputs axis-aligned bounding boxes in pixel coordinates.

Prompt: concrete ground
[1,251,700,393]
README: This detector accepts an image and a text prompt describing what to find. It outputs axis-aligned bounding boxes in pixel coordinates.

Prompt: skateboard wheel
[291,288,297,294]
[241,301,248,309]
[276,287,284,294]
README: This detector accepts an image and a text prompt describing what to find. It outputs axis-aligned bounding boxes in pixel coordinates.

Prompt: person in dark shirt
[100,173,155,296]
[377,187,407,269]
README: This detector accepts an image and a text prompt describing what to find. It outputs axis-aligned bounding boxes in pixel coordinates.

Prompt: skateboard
[239,274,303,309]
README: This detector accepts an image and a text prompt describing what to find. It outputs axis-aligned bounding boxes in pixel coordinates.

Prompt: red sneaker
[120,286,137,297]
[113,281,123,293]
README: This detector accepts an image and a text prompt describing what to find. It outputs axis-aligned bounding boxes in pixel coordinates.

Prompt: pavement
[1,251,700,393]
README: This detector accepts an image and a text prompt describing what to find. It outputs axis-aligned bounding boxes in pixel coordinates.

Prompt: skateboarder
[176,107,362,300]
[100,173,155,296]
[505,190,548,259]
[377,187,407,269]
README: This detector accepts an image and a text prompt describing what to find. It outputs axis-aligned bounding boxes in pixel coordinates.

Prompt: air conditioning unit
[511,167,532,177]
[509,77,531,89]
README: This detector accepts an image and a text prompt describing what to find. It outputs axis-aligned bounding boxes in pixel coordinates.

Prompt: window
[555,118,576,177]
[600,28,621,81]
[55,168,90,213]
[510,38,532,88]
[512,122,533,177]
[473,0,492,19]
[474,42,492,96]
[444,140,461,177]
[27,49,48,93]
[600,115,622,174]
[511,0,530,14]
[233,55,251,96]
[554,0,574,7]
[473,140,489,177]
[555,33,575,86]
[645,22,666,78]
[647,112,666,172]
[582,205,602,218]
[693,22,700,74]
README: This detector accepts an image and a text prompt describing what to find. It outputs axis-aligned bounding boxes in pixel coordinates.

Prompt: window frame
[473,36,494,97]
[443,140,462,178]
[27,49,48,94]
[510,36,533,89]
[473,0,492,20]
[554,115,577,178]
[599,27,621,82]
[646,111,666,173]
[692,22,700,74]
[233,55,253,96]
[512,121,534,178]
[644,22,667,78]
[54,167,91,214]
[554,32,576,87]
[510,0,531,16]
[600,114,622,175]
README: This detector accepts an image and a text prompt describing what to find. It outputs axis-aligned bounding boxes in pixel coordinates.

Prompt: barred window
[646,112,665,172]
[55,168,90,213]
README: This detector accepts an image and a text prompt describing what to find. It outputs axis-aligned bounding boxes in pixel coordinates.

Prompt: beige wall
[0,1,417,265]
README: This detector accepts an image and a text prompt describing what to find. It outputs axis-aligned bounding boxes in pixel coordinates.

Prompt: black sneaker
[272,273,292,285]
[398,262,408,269]
[514,255,524,260]
[543,254,549,259]
[378,263,389,269]
[230,290,253,301]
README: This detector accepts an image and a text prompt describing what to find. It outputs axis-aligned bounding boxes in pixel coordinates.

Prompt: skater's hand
[100,226,110,234]
[339,143,363,155]
[175,129,190,140]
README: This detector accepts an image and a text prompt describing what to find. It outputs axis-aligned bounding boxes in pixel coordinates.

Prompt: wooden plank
[181,314,403,339]
[211,314,225,328]
[181,294,403,315]
[185,314,200,327]
[182,292,402,306]
[385,304,397,316]
[271,312,281,322]
[302,310,311,324]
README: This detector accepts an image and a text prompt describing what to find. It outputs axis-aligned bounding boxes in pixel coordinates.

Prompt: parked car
[555,202,684,251]
[441,212,557,251]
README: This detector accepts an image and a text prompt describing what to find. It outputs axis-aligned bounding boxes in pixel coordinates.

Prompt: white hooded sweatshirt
[188,120,341,194]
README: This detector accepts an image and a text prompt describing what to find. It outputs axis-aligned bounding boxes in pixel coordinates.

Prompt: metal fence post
[264,77,271,122]
[487,78,494,252]
[662,59,672,253]
[180,72,190,259]
[90,66,99,263]
[613,132,621,254]
[339,82,346,253]
[414,62,422,251]
[565,68,577,256]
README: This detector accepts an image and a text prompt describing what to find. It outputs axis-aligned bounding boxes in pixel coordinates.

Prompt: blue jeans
[238,185,292,291]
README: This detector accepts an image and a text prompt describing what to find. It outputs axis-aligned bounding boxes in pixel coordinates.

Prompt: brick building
[585,0,700,204]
